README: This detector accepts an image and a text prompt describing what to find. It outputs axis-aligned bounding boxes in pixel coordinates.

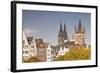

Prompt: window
[32,41,34,44]
[30,50,35,53]
[23,45,29,49]
[22,40,25,44]
[31,45,34,48]
[23,51,28,54]
[22,51,24,54]
[25,51,28,54]
[33,50,35,52]
[25,45,28,48]
[47,50,51,52]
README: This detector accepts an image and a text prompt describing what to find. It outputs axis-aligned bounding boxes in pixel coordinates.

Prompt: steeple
[63,23,67,40]
[64,23,66,32]
[58,22,68,45]
[60,22,62,32]
[74,20,86,45]
[75,26,77,33]
[78,20,82,32]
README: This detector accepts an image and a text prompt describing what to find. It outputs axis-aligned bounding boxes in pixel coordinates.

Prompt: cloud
[23,28,40,37]
[24,29,33,34]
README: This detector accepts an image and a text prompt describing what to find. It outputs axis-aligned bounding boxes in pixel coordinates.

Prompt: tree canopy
[56,48,91,61]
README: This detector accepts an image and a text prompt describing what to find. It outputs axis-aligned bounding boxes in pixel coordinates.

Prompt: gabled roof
[35,39,46,48]
[27,37,33,45]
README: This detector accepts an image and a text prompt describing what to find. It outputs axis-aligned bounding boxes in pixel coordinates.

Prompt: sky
[22,10,91,45]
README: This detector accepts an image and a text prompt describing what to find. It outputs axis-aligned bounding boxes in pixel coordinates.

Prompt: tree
[56,48,91,61]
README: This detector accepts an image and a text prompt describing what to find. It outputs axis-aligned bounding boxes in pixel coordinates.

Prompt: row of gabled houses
[22,31,52,62]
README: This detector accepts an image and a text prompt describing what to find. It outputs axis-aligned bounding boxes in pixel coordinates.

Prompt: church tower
[58,22,68,45]
[64,23,67,40]
[74,20,85,45]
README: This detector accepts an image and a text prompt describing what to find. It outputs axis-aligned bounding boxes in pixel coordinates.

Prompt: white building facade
[22,31,30,61]
[22,31,37,62]
[29,38,37,57]
[57,46,69,57]
[46,44,52,62]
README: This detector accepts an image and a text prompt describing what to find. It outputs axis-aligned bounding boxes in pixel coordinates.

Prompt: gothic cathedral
[58,23,68,45]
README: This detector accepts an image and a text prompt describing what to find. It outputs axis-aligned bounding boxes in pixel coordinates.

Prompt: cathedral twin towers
[58,23,68,45]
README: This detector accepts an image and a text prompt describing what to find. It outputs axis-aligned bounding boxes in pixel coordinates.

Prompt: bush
[23,56,39,63]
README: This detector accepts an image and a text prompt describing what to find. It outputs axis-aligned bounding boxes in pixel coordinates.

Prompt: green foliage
[56,48,91,61]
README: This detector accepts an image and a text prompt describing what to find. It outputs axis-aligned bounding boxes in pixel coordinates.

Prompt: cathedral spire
[75,26,77,33]
[60,22,62,32]
[64,22,67,40]
[64,23,66,32]
[78,19,82,32]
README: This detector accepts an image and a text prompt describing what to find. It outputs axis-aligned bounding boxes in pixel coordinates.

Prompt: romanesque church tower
[74,20,85,45]
[58,23,68,45]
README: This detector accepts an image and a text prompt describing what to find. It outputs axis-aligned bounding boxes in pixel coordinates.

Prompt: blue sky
[22,10,91,45]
